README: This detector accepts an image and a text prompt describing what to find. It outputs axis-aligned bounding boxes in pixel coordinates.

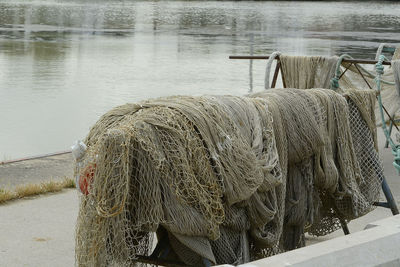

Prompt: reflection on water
[1,0,400,159]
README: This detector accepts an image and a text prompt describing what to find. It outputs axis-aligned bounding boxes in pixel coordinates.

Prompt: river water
[0,0,399,159]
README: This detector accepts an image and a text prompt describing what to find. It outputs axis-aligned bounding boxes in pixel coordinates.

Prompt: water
[1,0,399,159]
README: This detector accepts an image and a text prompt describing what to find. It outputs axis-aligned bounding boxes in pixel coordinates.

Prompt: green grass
[0,177,76,205]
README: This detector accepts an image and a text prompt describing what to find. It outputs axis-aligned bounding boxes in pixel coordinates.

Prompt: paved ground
[0,131,399,266]
[0,189,78,267]
[0,191,394,267]
[378,131,400,201]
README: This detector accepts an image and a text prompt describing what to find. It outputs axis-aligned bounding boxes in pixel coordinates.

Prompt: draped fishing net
[306,91,382,237]
[336,46,400,124]
[75,95,282,266]
[279,55,338,89]
[267,54,385,238]
[251,88,382,249]
[269,49,400,126]
[75,87,382,266]
[264,54,338,90]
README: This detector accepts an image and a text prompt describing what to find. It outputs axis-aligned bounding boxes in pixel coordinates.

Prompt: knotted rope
[330,54,352,90]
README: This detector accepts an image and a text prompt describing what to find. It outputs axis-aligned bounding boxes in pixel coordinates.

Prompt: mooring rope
[375,54,400,173]
[264,51,281,89]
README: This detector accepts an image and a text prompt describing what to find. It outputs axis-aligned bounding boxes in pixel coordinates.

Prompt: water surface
[1,0,399,159]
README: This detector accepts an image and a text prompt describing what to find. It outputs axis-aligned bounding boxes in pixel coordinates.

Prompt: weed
[0,178,76,205]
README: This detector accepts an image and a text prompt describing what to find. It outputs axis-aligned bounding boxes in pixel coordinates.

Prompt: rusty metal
[354,64,373,89]
[230,54,399,130]
[352,64,400,132]
[339,63,353,79]
[280,62,287,88]
[271,61,281,88]
[381,104,400,132]
[230,55,270,60]
[229,55,392,66]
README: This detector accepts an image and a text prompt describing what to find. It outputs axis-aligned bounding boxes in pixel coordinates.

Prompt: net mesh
[75,95,282,266]
[337,47,400,124]
[279,55,338,89]
[75,87,383,266]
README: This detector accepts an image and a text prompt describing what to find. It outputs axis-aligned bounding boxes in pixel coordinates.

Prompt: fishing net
[264,53,384,237]
[307,90,383,236]
[75,86,383,266]
[251,88,382,248]
[279,55,338,89]
[337,47,400,124]
[75,95,282,266]
[266,49,400,126]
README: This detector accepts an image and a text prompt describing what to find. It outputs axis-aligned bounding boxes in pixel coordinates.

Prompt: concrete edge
[219,215,400,267]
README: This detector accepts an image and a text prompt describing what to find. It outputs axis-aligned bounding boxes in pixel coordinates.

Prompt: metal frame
[133,55,399,265]
[135,233,212,267]
[230,54,399,234]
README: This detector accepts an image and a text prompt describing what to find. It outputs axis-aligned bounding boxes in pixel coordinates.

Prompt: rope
[375,43,387,61]
[331,54,352,90]
[375,54,400,173]
[330,48,400,172]
[331,53,394,89]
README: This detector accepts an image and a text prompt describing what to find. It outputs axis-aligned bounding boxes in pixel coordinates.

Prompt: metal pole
[271,61,281,88]
[229,55,392,66]
[249,34,254,92]
[381,176,400,215]
[340,218,350,235]
[0,150,71,165]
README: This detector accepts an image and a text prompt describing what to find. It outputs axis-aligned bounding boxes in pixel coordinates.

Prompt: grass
[0,177,76,205]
